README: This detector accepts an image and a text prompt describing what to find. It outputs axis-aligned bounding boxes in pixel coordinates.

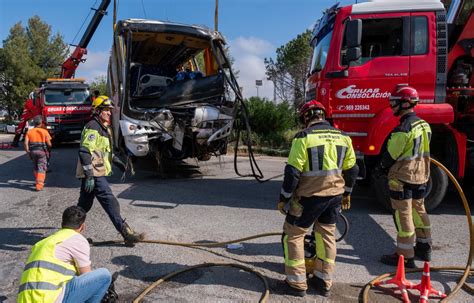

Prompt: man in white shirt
[18,206,111,303]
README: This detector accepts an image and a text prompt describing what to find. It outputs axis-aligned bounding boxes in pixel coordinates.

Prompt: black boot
[415,242,432,261]
[120,223,145,247]
[380,253,416,268]
[11,133,21,147]
[312,276,331,297]
[281,280,306,297]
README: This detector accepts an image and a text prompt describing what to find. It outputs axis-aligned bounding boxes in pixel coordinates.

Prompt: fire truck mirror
[346,19,362,48]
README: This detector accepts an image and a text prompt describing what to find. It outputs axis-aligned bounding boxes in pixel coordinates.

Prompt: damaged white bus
[107,19,241,169]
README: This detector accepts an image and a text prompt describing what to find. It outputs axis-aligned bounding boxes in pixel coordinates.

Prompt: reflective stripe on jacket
[285,121,356,198]
[17,229,78,303]
[26,128,51,151]
[76,118,113,178]
[387,113,431,184]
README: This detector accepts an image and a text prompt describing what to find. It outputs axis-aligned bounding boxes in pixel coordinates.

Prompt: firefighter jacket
[381,112,431,184]
[281,121,358,199]
[17,229,78,303]
[76,117,113,178]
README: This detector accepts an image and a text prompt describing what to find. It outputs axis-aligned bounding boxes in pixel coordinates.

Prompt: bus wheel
[371,161,448,212]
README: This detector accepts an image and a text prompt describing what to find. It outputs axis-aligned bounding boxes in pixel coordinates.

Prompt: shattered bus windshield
[127,30,227,108]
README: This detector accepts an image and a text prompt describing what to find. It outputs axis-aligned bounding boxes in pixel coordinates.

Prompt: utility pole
[214,0,219,31]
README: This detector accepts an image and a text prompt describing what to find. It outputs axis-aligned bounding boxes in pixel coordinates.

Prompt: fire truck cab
[306,0,473,210]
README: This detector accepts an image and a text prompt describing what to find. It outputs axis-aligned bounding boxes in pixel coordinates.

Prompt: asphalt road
[0,134,472,302]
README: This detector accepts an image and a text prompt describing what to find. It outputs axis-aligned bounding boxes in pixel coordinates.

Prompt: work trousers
[30,150,48,191]
[389,179,432,258]
[78,177,125,233]
[282,195,341,291]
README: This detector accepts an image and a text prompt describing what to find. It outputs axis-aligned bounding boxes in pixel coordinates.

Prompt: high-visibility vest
[76,118,113,178]
[287,121,356,197]
[387,112,431,184]
[17,229,78,303]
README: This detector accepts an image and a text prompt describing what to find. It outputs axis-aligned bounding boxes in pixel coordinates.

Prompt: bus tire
[371,161,448,212]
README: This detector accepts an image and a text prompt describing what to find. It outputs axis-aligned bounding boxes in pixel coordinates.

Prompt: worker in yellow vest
[18,206,111,303]
[277,100,358,298]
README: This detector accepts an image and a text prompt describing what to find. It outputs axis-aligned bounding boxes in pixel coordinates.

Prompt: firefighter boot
[381,253,416,269]
[121,223,145,247]
[312,276,331,297]
[280,280,306,297]
[415,242,432,261]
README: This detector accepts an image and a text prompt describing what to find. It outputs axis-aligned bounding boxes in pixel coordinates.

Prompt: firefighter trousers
[282,195,341,291]
[389,179,432,258]
[78,177,125,233]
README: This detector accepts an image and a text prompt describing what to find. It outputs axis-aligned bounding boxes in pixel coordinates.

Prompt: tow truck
[305,0,473,210]
[12,0,111,146]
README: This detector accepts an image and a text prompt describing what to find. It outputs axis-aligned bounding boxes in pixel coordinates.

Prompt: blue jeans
[63,268,111,303]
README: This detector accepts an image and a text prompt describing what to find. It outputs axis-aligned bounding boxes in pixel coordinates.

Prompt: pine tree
[0,16,68,116]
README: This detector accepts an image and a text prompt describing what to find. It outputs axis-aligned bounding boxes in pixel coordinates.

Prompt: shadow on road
[0,144,80,191]
[0,227,54,252]
[111,254,267,295]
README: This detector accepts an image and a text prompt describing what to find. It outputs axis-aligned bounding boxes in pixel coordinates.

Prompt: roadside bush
[244,97,298,149]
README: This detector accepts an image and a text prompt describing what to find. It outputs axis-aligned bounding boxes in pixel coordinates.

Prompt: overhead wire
[140,0,147,18]
[71,0,98,46]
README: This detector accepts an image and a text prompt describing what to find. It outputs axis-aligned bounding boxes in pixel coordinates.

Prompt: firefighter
[24,115,52,191]
[379,86,432,268]
[277,100,358,297]
[76,95,145,246]
[18,206,111,303]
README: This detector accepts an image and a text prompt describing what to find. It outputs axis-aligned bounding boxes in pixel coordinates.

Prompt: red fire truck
[12,0,111,146]
[305,0,473,210]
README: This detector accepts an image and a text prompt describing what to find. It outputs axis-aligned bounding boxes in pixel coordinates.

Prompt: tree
[0,16,68,116]
[89,75,107,96]
[245,96,297,147]
[264,30,312,107]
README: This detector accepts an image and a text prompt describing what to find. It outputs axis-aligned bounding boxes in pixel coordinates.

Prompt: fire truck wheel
[371,162,448,212]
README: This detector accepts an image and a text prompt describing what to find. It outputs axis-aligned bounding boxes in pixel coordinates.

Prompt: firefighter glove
[112,155,127,172]
[342,195,351,210]
[84,177,95,193]
[277,194,290,215]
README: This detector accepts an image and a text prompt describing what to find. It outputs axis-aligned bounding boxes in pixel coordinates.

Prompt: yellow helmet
[92,95,114,110]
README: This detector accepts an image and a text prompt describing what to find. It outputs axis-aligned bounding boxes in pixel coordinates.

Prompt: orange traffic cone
[375,255,413,303]
[410,262,446,303]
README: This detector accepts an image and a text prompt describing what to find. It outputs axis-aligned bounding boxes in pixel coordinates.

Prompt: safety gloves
[342,195,351,210]
[84,176,95,193]
[277,194,290,215]
[112,155,127,172]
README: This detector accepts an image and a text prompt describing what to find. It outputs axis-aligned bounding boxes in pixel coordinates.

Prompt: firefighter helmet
[389,86,419,116]
[92,95,114,110]
[298,100,326,124]
[390,86,419,103]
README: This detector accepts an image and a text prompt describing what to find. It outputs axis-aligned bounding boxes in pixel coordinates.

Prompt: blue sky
[1,0,355,98]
